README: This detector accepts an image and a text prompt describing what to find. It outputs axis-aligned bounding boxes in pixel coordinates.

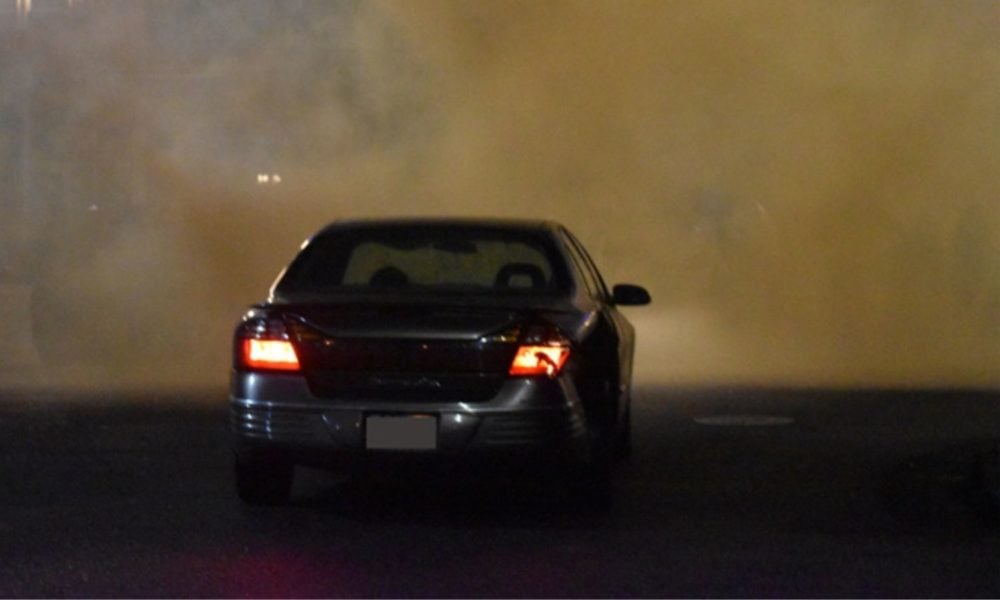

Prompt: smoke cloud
[2,0,997,390]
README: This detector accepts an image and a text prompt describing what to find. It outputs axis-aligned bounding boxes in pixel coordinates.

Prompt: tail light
[509,345,570,377]
[506,325,571,378]
[234,311,301,372]
[241,339,300,371]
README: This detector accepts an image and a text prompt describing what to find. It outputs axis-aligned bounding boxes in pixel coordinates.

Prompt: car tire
[575,433,616,512]
[234,445,294,506]
[616,398,632,462]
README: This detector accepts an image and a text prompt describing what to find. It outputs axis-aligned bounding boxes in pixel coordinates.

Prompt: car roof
[313,217,564,236]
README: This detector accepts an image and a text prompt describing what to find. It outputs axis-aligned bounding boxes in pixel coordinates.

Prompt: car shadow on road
[284,466,617,530]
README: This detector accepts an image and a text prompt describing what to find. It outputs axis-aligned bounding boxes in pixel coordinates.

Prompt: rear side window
[275,225,573,298]
[559,228,609,300]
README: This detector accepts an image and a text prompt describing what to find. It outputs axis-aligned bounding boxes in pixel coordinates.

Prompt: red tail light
[508,344,570,378]
[241,339,300,371]
[504,323,572,378]
[235,311,301,372]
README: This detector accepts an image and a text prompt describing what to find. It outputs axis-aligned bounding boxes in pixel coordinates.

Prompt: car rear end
[229,220,603,504]
[231,304,591,462]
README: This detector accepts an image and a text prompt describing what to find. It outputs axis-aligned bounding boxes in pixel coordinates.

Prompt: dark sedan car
[229,218,650,506]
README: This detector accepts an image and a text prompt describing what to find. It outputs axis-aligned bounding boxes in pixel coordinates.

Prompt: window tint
[559,228,608,300]
[342,240,551,288]
[276,225,572,298]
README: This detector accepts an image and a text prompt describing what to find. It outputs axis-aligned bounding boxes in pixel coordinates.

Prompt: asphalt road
[0,385,997,597]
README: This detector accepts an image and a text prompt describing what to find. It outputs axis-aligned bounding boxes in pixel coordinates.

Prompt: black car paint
[230,218,649,505]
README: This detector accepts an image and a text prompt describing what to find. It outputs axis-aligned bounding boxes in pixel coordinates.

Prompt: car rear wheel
[234,445,294,506]
[616,399,632,461]
[572,431,616,512]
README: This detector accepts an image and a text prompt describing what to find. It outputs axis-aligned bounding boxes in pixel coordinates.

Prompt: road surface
[0,385,997,597]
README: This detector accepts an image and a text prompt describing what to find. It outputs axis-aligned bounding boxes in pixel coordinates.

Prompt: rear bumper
[229,371,592,469]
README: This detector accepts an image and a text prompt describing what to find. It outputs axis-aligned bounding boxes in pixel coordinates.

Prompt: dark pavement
[0,386,997,597]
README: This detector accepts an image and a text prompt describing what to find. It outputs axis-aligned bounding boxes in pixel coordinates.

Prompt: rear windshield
[273,225,573,300]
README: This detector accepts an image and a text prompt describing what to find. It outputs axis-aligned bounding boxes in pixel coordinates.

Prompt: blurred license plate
[365,415,437,450]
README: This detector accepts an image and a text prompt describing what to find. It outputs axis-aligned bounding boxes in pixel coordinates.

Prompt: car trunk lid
[282,303,527,402]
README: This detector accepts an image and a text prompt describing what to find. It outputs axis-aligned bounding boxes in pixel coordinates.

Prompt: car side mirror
[611,284,651,306]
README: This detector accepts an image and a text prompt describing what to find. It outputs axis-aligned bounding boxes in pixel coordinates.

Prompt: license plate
[365,415,438,450]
